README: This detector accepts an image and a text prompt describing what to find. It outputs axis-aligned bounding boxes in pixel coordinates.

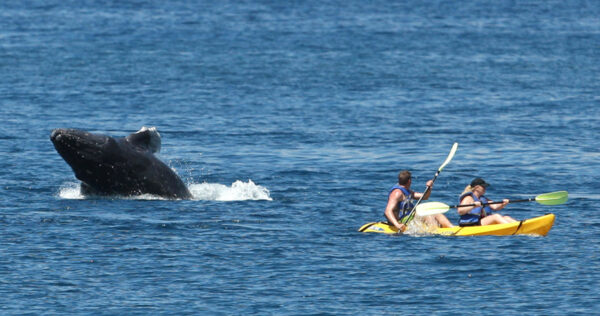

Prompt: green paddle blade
[416,202,451,216]
[535,191,568,205]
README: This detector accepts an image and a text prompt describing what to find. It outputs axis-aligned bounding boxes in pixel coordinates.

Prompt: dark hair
[398,170,412,185]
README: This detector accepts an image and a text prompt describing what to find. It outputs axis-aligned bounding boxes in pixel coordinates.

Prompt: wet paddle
[404,142,459,223]
[416,191,569,216]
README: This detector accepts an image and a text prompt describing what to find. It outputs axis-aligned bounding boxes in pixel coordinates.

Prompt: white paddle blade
[416,202,451,217]
[438,142,458,172]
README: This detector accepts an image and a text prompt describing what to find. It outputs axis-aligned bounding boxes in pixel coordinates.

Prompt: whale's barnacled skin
[50,127,192,199]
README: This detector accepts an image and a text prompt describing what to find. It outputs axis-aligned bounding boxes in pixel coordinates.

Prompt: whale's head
[50,127,164,194]
[51,127,161,162]
[51,128,115,167]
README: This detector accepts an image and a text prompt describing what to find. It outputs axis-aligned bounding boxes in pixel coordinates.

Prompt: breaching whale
[50,127,192,199]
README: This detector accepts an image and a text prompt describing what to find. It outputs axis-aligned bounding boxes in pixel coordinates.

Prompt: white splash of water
[57,179,272,201]
[402,216,441,237]
[58,182,85,199]
[189,180,272,201]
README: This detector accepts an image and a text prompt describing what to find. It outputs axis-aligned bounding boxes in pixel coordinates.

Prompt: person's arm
[384,190,406,231]
[457,195,479,215]
[413,180,434,200]
[490,199,509,211]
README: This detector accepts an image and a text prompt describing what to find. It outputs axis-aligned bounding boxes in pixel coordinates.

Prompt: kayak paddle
[405,142,459,222]
[416,191,569,216]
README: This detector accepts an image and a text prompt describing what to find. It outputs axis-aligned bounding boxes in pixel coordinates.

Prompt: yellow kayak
[358,214,555,236]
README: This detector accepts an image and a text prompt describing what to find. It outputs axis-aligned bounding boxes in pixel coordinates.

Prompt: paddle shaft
[405,166,441,220]
[452,198,534,209]
[417,191,567,216]
[411,171,438,209]
[406,143,458,222]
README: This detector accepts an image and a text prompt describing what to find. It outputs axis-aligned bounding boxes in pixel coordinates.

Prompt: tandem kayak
[358,213,555,236]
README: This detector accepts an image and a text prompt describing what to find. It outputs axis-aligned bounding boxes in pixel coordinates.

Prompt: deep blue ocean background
[1,0,599,314]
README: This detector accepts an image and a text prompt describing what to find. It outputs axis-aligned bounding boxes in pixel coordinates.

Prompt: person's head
[462,177,490,195]
[398,170,412,186]
[470,177,489,194]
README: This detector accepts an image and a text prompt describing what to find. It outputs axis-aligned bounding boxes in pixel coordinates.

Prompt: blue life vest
[387,185,414,224]
[458,192,493,225]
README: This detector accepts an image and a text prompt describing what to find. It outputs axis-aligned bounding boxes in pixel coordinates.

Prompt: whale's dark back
[50,127,192,199]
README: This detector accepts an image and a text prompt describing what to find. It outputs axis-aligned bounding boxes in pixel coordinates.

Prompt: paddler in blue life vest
[384,170,454,231]
[457,178,516,226]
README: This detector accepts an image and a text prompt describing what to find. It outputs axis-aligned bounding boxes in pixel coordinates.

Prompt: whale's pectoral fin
[126,126,162,153]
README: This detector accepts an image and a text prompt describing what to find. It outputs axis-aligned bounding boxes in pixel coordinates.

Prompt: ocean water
[1,0,599,314]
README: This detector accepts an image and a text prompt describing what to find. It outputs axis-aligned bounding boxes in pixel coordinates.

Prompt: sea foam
[58,179,272,201]
[189,180,272,201]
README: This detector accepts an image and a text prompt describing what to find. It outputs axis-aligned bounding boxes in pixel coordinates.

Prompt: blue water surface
[1,0,599,314]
